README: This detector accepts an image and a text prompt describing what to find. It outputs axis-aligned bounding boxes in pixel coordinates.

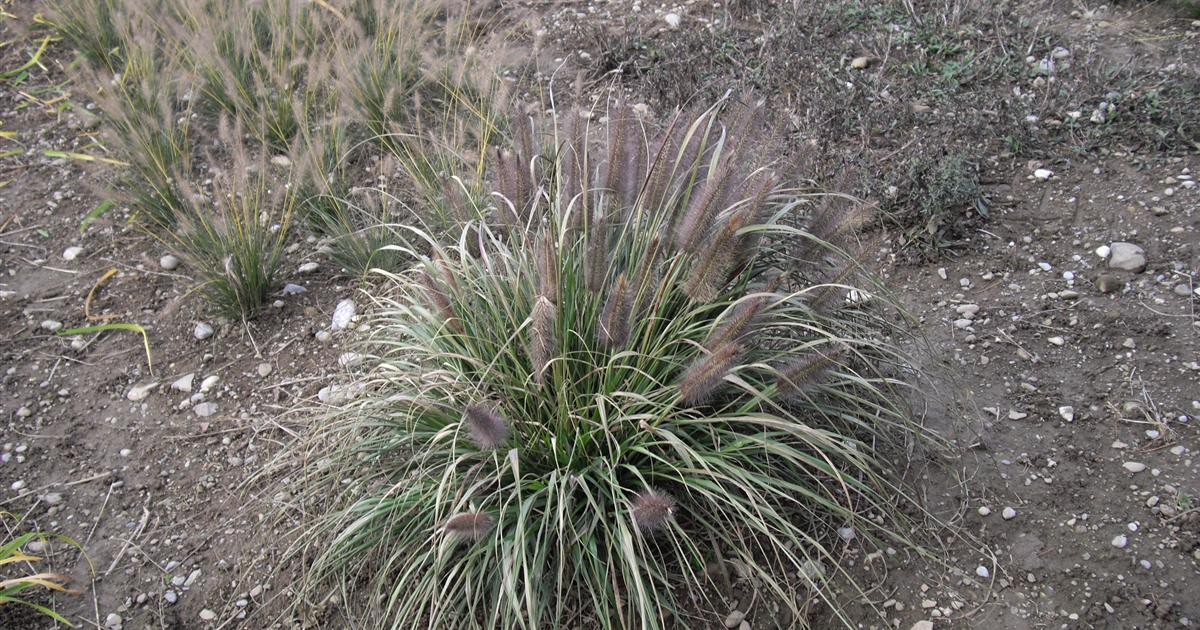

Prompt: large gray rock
[1108,242,1146,273]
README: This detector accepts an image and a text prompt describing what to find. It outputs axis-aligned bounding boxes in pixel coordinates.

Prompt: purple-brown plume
[631,489,676,532]
[444,511,496,542]
[678,343,744,407]
[463,405,510,450]
[775,343,848,399]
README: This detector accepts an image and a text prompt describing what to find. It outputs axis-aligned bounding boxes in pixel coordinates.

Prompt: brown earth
[1,0,1198,629]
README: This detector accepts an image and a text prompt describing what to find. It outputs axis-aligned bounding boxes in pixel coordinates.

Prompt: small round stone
[199,609,216,621]
[977,506,991,516]
[1002,507,1017,520]
[194,323,214,340]
[1111,535,1128,548]
[160,255,180,271]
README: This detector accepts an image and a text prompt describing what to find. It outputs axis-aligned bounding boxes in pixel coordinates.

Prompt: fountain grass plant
[284,96,936,629]
[48,0,511,311]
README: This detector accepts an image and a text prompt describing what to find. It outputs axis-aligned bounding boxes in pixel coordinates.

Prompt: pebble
[1058,406,1074,421]
[249,585,263,598]
[1123,462,1147,473]
[1034,168,1053,180]
[976,565,990,578]
[194,323,214,340]
[16,406,31,418]
[160,255,180,271]
[724,610,745,628]
[281,283,306,295]
[953,318,973,329]
[200,375,220,393]
[338,352,364,368]
[331,299,356,331]
[1172,445,1186,455]
[315,330,332,343]
[664,12,681,28]
[257,363,273,377]
[1108,242,1146,273]
[1038,262,1052,271]
[105,613,123,629]
[164,591,177,604]
[299,262,319,273]
[937,268,947,280]
[1048,336,1065,346]
[11,480,25,490]
[978,506,991,516]
[851,56,870,69]
[39,492,63,505]
[1175,284,1193,296]
[1008,410,1027,420]
[1097,274,1121,293]
[199,609,216,621]
[41,320,63,332]
[120,448,131,457]
[1002,507,1017,520]
[194,402,218,417]
[184,569,201,587]
[1112,535,1128,548]
[171,373,195,393]
[837,527,855,540]
[62,246,83,261]
[126,382,159,401]
[921,599,937,608]
[910,622,934,630]
[1095,245,1111,258]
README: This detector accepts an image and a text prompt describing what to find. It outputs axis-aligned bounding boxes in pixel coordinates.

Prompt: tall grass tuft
[285,96,936,629]
[48,0,511,306]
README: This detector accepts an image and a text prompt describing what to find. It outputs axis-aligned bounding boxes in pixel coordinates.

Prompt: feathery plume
[705,295,767,351]
[529,295,558,385]
[631,489,676,532]
[444,511,496,542]
[463,404,510,450]
[599,101,629,204]
[775,344,848,399]
[674,156,735,254]
[682,213,744,303]
[586,210,608,293]
[630,235,663,316]
[417,270,464,334]
[678,342,744,407]
[598,274,633,349]
[536,233,558,298]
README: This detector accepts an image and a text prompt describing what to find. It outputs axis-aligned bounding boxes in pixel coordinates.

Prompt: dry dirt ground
[1,0,1199,629]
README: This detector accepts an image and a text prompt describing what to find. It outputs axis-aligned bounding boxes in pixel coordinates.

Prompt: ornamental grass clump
[290,96,933,629]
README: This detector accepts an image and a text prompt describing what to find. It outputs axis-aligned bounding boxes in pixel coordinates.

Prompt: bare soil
[1,0,1199,629]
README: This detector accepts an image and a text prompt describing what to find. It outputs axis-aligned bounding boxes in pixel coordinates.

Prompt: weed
[285,98,933,629]
[0,520,84,627]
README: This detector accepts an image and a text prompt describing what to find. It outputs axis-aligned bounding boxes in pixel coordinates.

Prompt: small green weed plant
[1,520,84,626]
[290,97,932,629]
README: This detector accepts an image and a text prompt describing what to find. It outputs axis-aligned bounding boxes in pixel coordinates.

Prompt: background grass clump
[47,0,509,314]
[286,97,934,629]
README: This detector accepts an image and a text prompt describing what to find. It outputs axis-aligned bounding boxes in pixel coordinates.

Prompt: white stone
[1108,242,1146,273]
[1048,336,1065,346]
[257,363,273,377]
[194,402,218,417]
[200,375,220,393]
[105,613,123,629]
[910,622,934,630]
[1038,262,1052,271]
[299,262,319,273]
[1122,462,1146,473]
[953,318,973,329]
[338,352,364,368]
[1002,507,1016,520]
[39,492,62,505]
[62,246,83,261]
[1111,535,1127,548]
[1034,169,1053,180]
[977,506,991,516]
[851,56,870,69]
[664,12,681,28]
[160,255,180,271]
[315,330,332,343]
[40,320,63,332]
[723,610,745,628]
[1058,406,1074,421]
[126,382,159,401]
[171,373,195,393]
[331,299,356,331]
[199,609,216,621]
[1008,410,1027,420]
[1095,245,1111,258]
[976,565,990,578]
[194,323,214,340]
